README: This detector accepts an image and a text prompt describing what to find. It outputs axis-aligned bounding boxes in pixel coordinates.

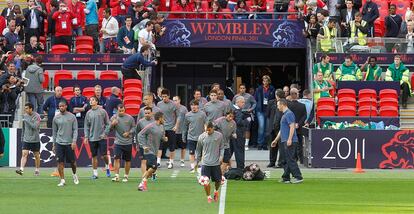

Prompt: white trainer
[73,175,79,185]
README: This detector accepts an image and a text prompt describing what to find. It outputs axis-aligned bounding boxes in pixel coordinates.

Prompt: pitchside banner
[156,19,306,48]
[16,129,142,168]
[311,129,414,169]
[0,128,9,166]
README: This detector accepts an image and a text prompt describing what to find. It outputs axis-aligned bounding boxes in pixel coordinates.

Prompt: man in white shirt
[138,21,154,53]
[100,8,119,53]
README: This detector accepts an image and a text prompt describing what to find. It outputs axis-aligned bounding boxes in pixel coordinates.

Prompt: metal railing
[159,11,300,19]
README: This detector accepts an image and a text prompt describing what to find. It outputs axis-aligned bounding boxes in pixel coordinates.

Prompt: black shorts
[22,142,40,152]
[223,148,231,163]
[56,144,76,163]
[201,165,222,182]
[114,144,132,161]
[187,140,197,155]
[144,154,157,170]
[163,130,176,152]
[138,146,144,160]
[89,139,107,157]
[176,134,186,149]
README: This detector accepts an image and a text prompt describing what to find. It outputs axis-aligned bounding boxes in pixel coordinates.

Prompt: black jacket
[224,87,235,101]
[287,100,306,135]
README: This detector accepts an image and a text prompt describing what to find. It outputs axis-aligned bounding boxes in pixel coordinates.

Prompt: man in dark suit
[1,0,15,19]
[267,89,285,168]
[23,0,46,45]
[224,79,235,101]
[340,0,357,37]
[337,0,362,12]
[287,88,307,164]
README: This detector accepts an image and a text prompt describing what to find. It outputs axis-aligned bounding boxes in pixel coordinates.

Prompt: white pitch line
[218,181,227,214]
[170,170,179,178]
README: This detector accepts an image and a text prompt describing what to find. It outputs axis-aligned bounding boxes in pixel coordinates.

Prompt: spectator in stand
[385,55,410,108]
[121,44,157,80]
[405,21,414,54]
[25,35,44,54]
[0,16,6,35]
[254,75,275,150]
[170,0,194,19]
[110,0,130,27]
[360,56,382,81]
[100,8,119,53]
[274,0,289,20]
[48,0,59,46]
[129,2,149,27]
[336,55,362,81]
[147,0,160,13]
[68,0,85,37]
[6,41,25,72]
[361,0,379,37]
[339,0,357,37]
[69,85,88,128]
[117,15,135,54]
[105,87,122,118]
[0,62,18,86]
[23,0,44,45]
[337,0,361,12]
[0,37,7,55]
[52,1,75,49]
[208,1,224,19]
[385,4,402,38]
[0,75,23,127]
[1,0,15,19]
[24,55,44,114]
[251,0,268,19]
[303,14,320,47]
[137,21,154,52]
[94,85,107,107]
[193,0,206,19]
[400,12,414,36]
[84,0,99,52]
[348,12,368,46]
[4,19,20,52]
[315,10,329,27]
[313,71,333,103]
[43,86,65,128]
[234,0,249,20]
[10,5,25,41]
[317,19,337,52]
[312,54,334,81]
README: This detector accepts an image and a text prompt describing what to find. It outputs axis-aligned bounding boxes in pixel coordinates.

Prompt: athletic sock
[207,196,212,199]
[115,173,119,178]
[124,174,128,178]
[169,159,174,164]
[105,164,109,169]
[93,169,98,176]
[20,167,24,171]
[60,179,65,183]
[35,168,39,172]
[157,157,161,164]
[245,139,250,146]
[190,163,195,169]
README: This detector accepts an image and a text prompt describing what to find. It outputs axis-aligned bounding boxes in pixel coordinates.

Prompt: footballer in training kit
[138,93,161,120]
[157,89,180,169]
[196,122,224,203]
[107,104,136,182]
[173,96,188,167]
[137,112,168,191]
[84,96,111,179]
[136,107,155,175]
[52,101,79,187]
[183,100,207,172]
[214,111,236,174]
[203,90,226,124]
[16,103,42,176]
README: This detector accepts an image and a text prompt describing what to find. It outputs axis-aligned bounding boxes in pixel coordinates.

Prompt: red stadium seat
[358,97,377,108]
[124,96,142,106]
[99,70,119,80]
[77,70,96,80]
[123,87,142,97]
[379,97,399,108]
[379,89,398,100]
[43,71,49,90]
[358,106,378,117]
[358,89,377,100]
[125,104,140,116]
[338,88,356,100]
[379,106,399,117]
[338,97,357,108]
[316,105,335,125]
[51,45,70,54]
[316,97,335,108]
[62,87,74,101]
[76,44,94,54]
[103,87,112,98]
[75,36,94,47]
[82,87,96,98]
[54,70,73,86]
[124,79,143,89]
[337,106,356,117]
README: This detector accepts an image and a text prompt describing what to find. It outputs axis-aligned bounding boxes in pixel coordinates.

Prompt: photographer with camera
[339,0,356,37]
[25,36,44,54]
[52,1,75,49]
[121,44,157,80]
[0,74,24,127]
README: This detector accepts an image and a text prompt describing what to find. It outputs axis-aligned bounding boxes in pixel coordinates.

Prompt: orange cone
[354,152,365,173]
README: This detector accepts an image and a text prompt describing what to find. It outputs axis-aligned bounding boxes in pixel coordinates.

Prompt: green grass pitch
[0,168,413,214]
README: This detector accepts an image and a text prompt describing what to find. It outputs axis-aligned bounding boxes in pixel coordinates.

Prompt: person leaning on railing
[385,55,410,109]
[335,55,362,81]
[317,18,337,53]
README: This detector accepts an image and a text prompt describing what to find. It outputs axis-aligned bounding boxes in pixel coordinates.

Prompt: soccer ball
[198,176,210,186]
[221,176,226,185]
[243,171,253,181]
[249,163,259,173]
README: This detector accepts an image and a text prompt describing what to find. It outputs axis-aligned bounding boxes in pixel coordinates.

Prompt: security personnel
[317,19,337,52]
[349,12,368,46]
[385,55,410,108]
[336,55,362,81]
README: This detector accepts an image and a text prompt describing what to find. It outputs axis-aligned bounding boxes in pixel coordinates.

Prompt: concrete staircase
[400,106,414,130]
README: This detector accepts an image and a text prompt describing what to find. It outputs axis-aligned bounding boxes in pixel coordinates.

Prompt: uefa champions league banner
[14,129,142,168]
[0,128,10,167]
[156,19,306,48]
[311,129,414,169]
